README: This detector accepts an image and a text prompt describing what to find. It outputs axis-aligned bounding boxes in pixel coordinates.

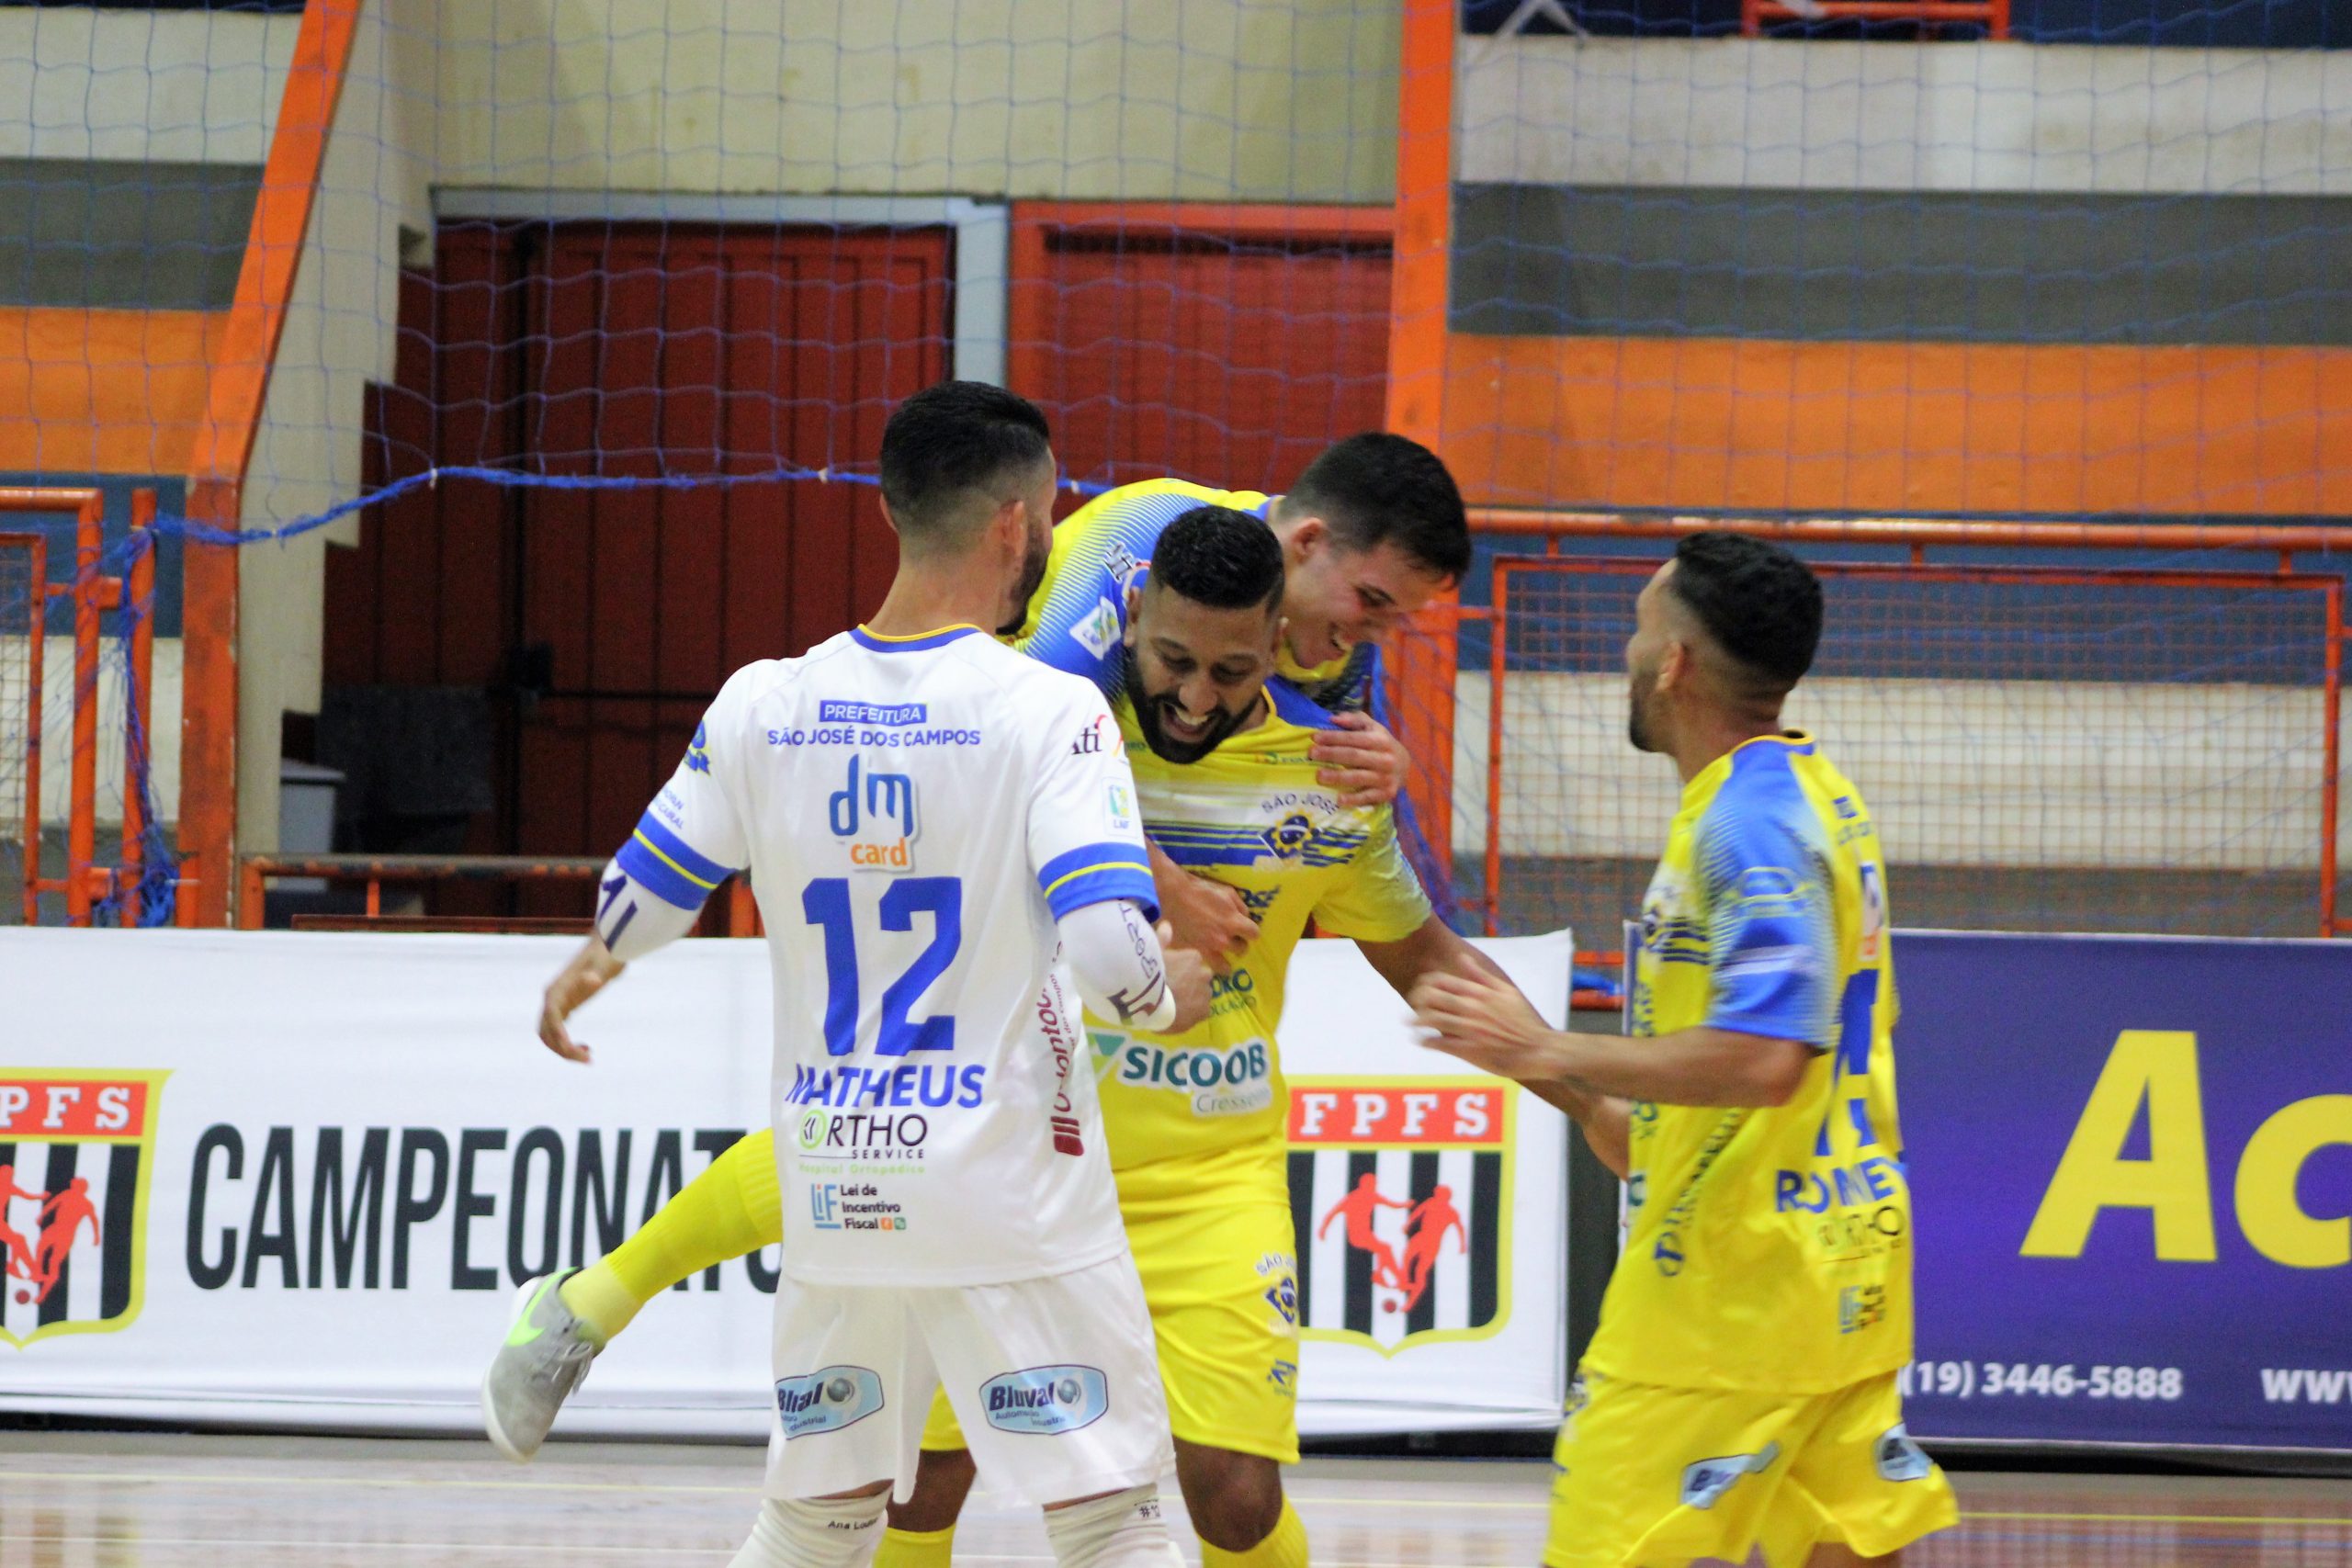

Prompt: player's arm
[1413,811,1833,1111]
[542,689,752,1064]
[1031,681,1213,1032]
[1357,916,1635,1178]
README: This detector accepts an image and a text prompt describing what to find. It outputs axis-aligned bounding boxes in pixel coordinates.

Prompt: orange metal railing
[0,487,163,927]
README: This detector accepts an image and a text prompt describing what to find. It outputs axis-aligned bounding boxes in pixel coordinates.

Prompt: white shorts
[764,1254,1173,1508]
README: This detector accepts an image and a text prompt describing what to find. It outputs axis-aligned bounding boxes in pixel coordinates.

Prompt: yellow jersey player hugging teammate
[1412,534,1958,1568]
[1011,434,1470,969]
[483,504,1513,1568]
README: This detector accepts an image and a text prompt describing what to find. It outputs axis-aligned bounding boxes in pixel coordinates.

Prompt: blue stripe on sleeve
[635,812,735,887]
[1037,841,1149,894]
[615,834,709,910]
[1043,867,1160,923]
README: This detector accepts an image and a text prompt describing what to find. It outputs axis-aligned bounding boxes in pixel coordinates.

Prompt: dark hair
[1148,505,1285,613]
[1667,532,1824,689]
[1283,432,1470,581]
[877,380,1052,548]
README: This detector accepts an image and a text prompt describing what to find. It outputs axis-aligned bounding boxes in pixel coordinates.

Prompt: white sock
[1044,1485,1184,1568]
[728,1493,889,1568]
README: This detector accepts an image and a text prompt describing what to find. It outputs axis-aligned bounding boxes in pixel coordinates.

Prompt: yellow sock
[559,1126,783,1340]
[1200,1501,1308,1568]
[872,1524,956,1568]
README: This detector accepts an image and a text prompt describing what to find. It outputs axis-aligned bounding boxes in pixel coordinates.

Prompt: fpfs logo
[831,757,918,871]
[0,1072,166,1348]
[1287,1079,1512,1356]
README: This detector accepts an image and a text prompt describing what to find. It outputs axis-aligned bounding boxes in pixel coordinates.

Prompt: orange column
[179,0,364,926]
[1384,0,1463,894]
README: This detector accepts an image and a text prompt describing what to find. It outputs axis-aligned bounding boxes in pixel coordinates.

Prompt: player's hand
[539,940,626,1064]
[1311,711,1410,809]
[1410,970,1562,1080]
[1160,870,1254,975]
[1159,925,1216,1032]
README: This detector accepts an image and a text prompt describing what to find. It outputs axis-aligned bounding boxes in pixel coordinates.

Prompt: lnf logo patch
[1680,1442,1781,1509]
[980,1364,1109,1436]
[0,1071,166,1349]
[775,1365,885,1438]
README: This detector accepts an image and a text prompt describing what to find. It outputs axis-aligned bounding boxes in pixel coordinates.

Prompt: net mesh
[1464,558,2339,941]
[3,3,2348,934]
[0,538,36,922]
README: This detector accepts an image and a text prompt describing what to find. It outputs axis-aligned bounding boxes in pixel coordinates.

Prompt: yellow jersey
[1588,732,1914,1394]
[1091,680,1431,1177]
[1015,477,1374,705]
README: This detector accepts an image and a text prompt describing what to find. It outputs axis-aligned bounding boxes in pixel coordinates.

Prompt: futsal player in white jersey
[532,382,1211,1568]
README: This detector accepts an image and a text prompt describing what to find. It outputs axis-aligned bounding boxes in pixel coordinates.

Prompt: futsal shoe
[481,1269,604,1461]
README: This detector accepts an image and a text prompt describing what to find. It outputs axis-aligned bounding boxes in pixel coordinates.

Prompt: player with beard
[485,506,1523,1568]
[1010,435,1471,972]
[1411,534,1956,1568]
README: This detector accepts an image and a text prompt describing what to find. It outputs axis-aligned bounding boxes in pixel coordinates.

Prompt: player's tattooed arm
[1059,897,1214,1033]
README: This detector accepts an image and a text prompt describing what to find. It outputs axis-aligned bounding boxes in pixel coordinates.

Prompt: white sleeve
[594,681,752,962]
[1026,681,1160,922]
[1057,897,1180,1033]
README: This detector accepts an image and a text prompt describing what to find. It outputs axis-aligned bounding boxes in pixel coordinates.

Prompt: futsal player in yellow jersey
[888,508,1486,1568]
[489,503,1503,1568]
[1414,534,1958,1568]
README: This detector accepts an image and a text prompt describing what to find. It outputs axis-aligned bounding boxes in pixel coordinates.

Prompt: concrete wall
[1451,671,2335,873]
[0,7,297,164]
[1458,36,2352,195]
[433,0,1399,203]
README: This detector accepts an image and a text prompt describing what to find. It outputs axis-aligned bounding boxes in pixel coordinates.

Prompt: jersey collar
[850,624,987,653]
[1681,730,1815,807]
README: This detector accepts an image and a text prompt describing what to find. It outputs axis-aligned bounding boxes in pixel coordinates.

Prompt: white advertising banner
[0,928,1572,1439]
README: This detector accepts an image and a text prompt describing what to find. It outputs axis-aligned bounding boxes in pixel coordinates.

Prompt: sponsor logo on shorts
[775,1365,886,1438]
[980,1365,1110,1436]
[1875,1423,1933,1482]
[1267,1358,1297,1393]
[1679,1442,1781,1509]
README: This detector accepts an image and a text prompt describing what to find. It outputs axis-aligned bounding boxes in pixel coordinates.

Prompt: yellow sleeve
[1309,809,1432,942]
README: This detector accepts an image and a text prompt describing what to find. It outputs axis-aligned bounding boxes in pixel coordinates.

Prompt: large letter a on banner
[2021,1031,2217,1263]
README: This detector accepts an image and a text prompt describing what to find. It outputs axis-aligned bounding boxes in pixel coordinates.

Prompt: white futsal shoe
[481,1269,603,1461]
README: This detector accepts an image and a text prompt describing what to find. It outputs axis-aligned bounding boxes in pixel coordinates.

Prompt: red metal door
[1007,203,1393,499]
[324,222,953,903]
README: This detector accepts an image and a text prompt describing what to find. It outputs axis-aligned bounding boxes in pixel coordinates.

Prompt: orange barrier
[0,528,45,922]
[238,853,761,938]
[0,487,161,927]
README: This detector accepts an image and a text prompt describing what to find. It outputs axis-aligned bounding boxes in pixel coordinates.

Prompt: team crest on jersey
[829,756,919,872]
[1286,1078,1511,1356]
[1261,812,1314,861]
[0,1071,165,1348]
[684,722,711,773]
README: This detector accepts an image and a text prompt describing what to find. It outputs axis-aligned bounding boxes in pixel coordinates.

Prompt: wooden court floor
[3,1433,2349,1565]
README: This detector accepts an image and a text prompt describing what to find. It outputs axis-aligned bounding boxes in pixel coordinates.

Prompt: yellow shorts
[923,1149,1302,1464]
[1544,1366,1958,1568]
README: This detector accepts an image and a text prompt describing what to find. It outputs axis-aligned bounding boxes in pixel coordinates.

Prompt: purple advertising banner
[1895,931,2352,1452]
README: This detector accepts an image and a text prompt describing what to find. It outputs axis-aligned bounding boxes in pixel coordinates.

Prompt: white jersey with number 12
[613,624,1159,1288]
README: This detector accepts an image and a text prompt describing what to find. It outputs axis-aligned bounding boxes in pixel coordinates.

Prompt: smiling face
[1277,526,1453,670]
[1121,577,1283,763]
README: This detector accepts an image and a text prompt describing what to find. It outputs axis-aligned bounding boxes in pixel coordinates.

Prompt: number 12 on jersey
[801,876,962,1058]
